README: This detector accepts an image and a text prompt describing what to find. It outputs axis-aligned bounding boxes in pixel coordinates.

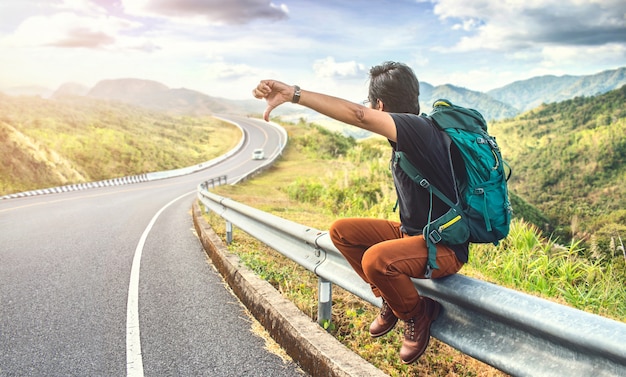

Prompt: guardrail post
[226,221,233,245]
[317,278,332,329]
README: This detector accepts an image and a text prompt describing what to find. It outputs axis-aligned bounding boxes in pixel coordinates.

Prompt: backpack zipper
[439,215,462,232]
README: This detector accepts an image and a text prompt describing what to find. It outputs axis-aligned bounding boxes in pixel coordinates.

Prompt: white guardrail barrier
[0,117,288,201]
[0,132,244,200]
[197,185,626,377]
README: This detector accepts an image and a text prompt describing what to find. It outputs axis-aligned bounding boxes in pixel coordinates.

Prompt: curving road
[0,116,305,376]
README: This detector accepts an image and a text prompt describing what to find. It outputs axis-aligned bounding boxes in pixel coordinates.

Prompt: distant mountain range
[419,66,626,119]
[54,78,265,116]
[2,67,624,124]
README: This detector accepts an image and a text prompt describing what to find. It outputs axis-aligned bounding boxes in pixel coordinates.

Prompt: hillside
[277,67,626,138]
[296,83,626,253]
[488,67,626,112]
[0,94,241,196]
[3,79,624,246]
[491,84,626,243]
[84,78,260,116]
[419,83,520,120]
[3,67,624,125]
[206,118,625,377]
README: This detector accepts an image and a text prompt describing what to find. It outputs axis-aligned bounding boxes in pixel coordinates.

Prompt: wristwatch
[292,85,301,103]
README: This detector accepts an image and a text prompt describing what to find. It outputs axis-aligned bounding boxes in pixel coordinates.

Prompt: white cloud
[121,0,289,25]
[55,0,107,15]
[424,0,626,87]
[3,11,139,49]
[0,0,623,98]
[433,0,626,52]
[203,61,260,80]
[539,43,626,71]
[270,2,289,15]
[312,57,367,79]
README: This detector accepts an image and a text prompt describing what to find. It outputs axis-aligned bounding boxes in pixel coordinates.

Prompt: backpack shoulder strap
[393,151,460,211]
[393,150,464,278]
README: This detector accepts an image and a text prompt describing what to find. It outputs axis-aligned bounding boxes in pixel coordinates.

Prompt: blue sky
[1,0,625,101]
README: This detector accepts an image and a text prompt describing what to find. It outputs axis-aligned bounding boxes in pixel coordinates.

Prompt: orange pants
[329,218,464,320]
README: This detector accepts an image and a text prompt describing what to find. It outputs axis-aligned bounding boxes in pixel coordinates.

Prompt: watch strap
[292,85,301,103]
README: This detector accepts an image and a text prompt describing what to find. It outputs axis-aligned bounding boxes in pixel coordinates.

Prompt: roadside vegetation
[0,94,241,195]
[490,85,626,250]
[3,87,624,376]
[205,118,625,376]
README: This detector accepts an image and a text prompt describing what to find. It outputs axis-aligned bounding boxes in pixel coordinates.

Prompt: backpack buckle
[419,179,430,188]
[428,229,442,244]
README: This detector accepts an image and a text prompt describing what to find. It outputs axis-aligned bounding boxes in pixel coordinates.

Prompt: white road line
[126,191,195,377]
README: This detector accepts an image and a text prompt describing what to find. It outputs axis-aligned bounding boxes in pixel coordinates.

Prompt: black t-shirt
[390,113,469,262]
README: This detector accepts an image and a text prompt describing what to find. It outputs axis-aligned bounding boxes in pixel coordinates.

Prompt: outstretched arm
[252,80,397,142]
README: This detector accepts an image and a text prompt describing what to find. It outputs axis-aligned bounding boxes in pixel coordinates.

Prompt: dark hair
[368,61,420,114]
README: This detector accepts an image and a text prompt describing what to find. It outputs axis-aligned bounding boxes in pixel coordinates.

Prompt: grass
[7,95,623,374]
[203,211,502,377]
[203,119,625,375]
[205,121,509,376]
[465,221,626,320]
[0,95,242,195]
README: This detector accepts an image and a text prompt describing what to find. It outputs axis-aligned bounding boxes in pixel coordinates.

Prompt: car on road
[252,148,264,160]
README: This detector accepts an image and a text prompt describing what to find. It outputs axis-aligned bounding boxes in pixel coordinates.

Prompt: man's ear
[377,99,385,112]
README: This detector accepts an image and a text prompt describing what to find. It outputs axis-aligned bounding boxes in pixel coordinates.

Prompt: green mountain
[488,67,626,112]
[4,67,624,124]
[419,83,519,120]
[1,83,624,257]
[85,78,258,116]
[491,84,626,243]
[290,67,626,136]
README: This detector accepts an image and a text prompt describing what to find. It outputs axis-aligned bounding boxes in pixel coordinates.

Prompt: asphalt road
[0,116,305,376]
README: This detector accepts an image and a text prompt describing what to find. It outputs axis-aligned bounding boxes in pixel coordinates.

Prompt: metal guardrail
[197,186,626,377]
[0,174,151,199]
[203,175,228,189]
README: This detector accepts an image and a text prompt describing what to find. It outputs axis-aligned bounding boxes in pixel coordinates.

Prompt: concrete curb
[192,201,388,377]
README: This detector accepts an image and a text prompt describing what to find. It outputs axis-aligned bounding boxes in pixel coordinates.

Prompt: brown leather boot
[369,300,398,338]
[399,297,441,364]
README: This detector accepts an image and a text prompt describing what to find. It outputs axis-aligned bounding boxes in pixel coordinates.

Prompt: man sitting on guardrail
[252,61,468,365]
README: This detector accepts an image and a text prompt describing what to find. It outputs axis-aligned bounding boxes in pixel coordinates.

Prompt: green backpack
[394,99,512,278]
